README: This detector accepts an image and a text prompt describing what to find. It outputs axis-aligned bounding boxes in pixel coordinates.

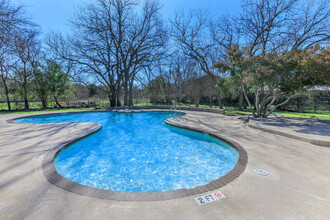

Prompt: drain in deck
[254,168,269,176]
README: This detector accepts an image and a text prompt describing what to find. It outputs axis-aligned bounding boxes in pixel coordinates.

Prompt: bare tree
[170,53,190,103]
[47,1,122,107]
[0,0,33,110]
[200,74,218,108]
[240,0,299,56]
[240,0,329,53]
[13,29,41,110]
[187,68,203,107]
[47,0,165,107]
[210,14,245,109]
[289,0,329,50]
[0,57,14,110]
[171,9,227,108]
[210,14,241,58]
[171,9,216,76]
[123,0,167,107]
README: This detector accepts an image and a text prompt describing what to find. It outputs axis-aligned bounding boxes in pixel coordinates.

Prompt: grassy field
[135,102,330,120]
[0,108,97,115]
[225,109,330,120]
[1,102,329,120]
[274,111,330,120]
[0,100,111,111]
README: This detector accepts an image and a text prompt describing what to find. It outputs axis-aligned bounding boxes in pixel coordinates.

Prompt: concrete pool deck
[0,110,329,219]
[248,117,330,147]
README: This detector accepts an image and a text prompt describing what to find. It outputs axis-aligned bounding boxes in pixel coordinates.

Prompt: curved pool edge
[38,111,247,202]
[6,110,110,124]
[164,118,248,192]
[6,109,171,125]
[42,123,106,198]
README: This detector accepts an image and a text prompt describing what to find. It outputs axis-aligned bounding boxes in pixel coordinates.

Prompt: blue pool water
[16,112,239,192]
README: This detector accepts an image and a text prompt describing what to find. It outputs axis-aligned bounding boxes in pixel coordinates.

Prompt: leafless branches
[289,0,329,50]
[0,0,38,110]
[47,0,166,107]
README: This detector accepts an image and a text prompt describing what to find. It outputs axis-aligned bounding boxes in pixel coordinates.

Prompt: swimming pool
[17,112,239,193]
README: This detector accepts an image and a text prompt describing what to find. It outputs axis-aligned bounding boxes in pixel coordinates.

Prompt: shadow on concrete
[0,122,96,219]
[251,117,330,137]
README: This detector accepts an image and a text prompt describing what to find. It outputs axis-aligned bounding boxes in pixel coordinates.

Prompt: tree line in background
[0,0,72,110]
[0,0,329,117]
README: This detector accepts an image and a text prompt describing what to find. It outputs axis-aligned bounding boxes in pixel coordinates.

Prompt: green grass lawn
[1,103,329,120]
[0,100,111,111]
[0,108,97,115]
[135,102,330,120]
[225,109,330,120]
[134,102,224,109]
[274,111,330,120]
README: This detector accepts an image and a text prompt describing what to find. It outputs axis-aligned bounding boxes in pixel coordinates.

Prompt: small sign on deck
[195,191,225,205]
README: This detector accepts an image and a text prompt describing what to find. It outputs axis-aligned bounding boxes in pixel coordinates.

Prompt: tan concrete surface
[248,117,330,146]
[0,111,330,220]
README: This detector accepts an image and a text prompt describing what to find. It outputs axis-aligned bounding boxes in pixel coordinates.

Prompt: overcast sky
[10,0,241,34]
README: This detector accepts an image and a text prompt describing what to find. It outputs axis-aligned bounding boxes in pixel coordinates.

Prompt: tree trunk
[266,93,301,117]
[53,96,62,108]
[41,98,47,109]
[110,95,116,107]
[5,89,11,111]
[116,83,121,106]
[209,96,213,108]
[110,86,116,107]
[180,91,183,104]
[116,94,121,107]
[1,75,11,111]
[128,81,134,107]
[238,90,243,110]
[123,72,129,106]
[23,84,29,110]
[123,82,128,106]
[108,94,112,107]
[218,96,223,109]
[195,97,199,107]
[241,84,256,117]
[22,64,29,110]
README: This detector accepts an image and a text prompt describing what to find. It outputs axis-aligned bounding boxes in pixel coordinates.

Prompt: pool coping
[12,110,248,201]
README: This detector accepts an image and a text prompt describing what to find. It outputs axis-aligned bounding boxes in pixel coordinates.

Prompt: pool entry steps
[168,106,182,118]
